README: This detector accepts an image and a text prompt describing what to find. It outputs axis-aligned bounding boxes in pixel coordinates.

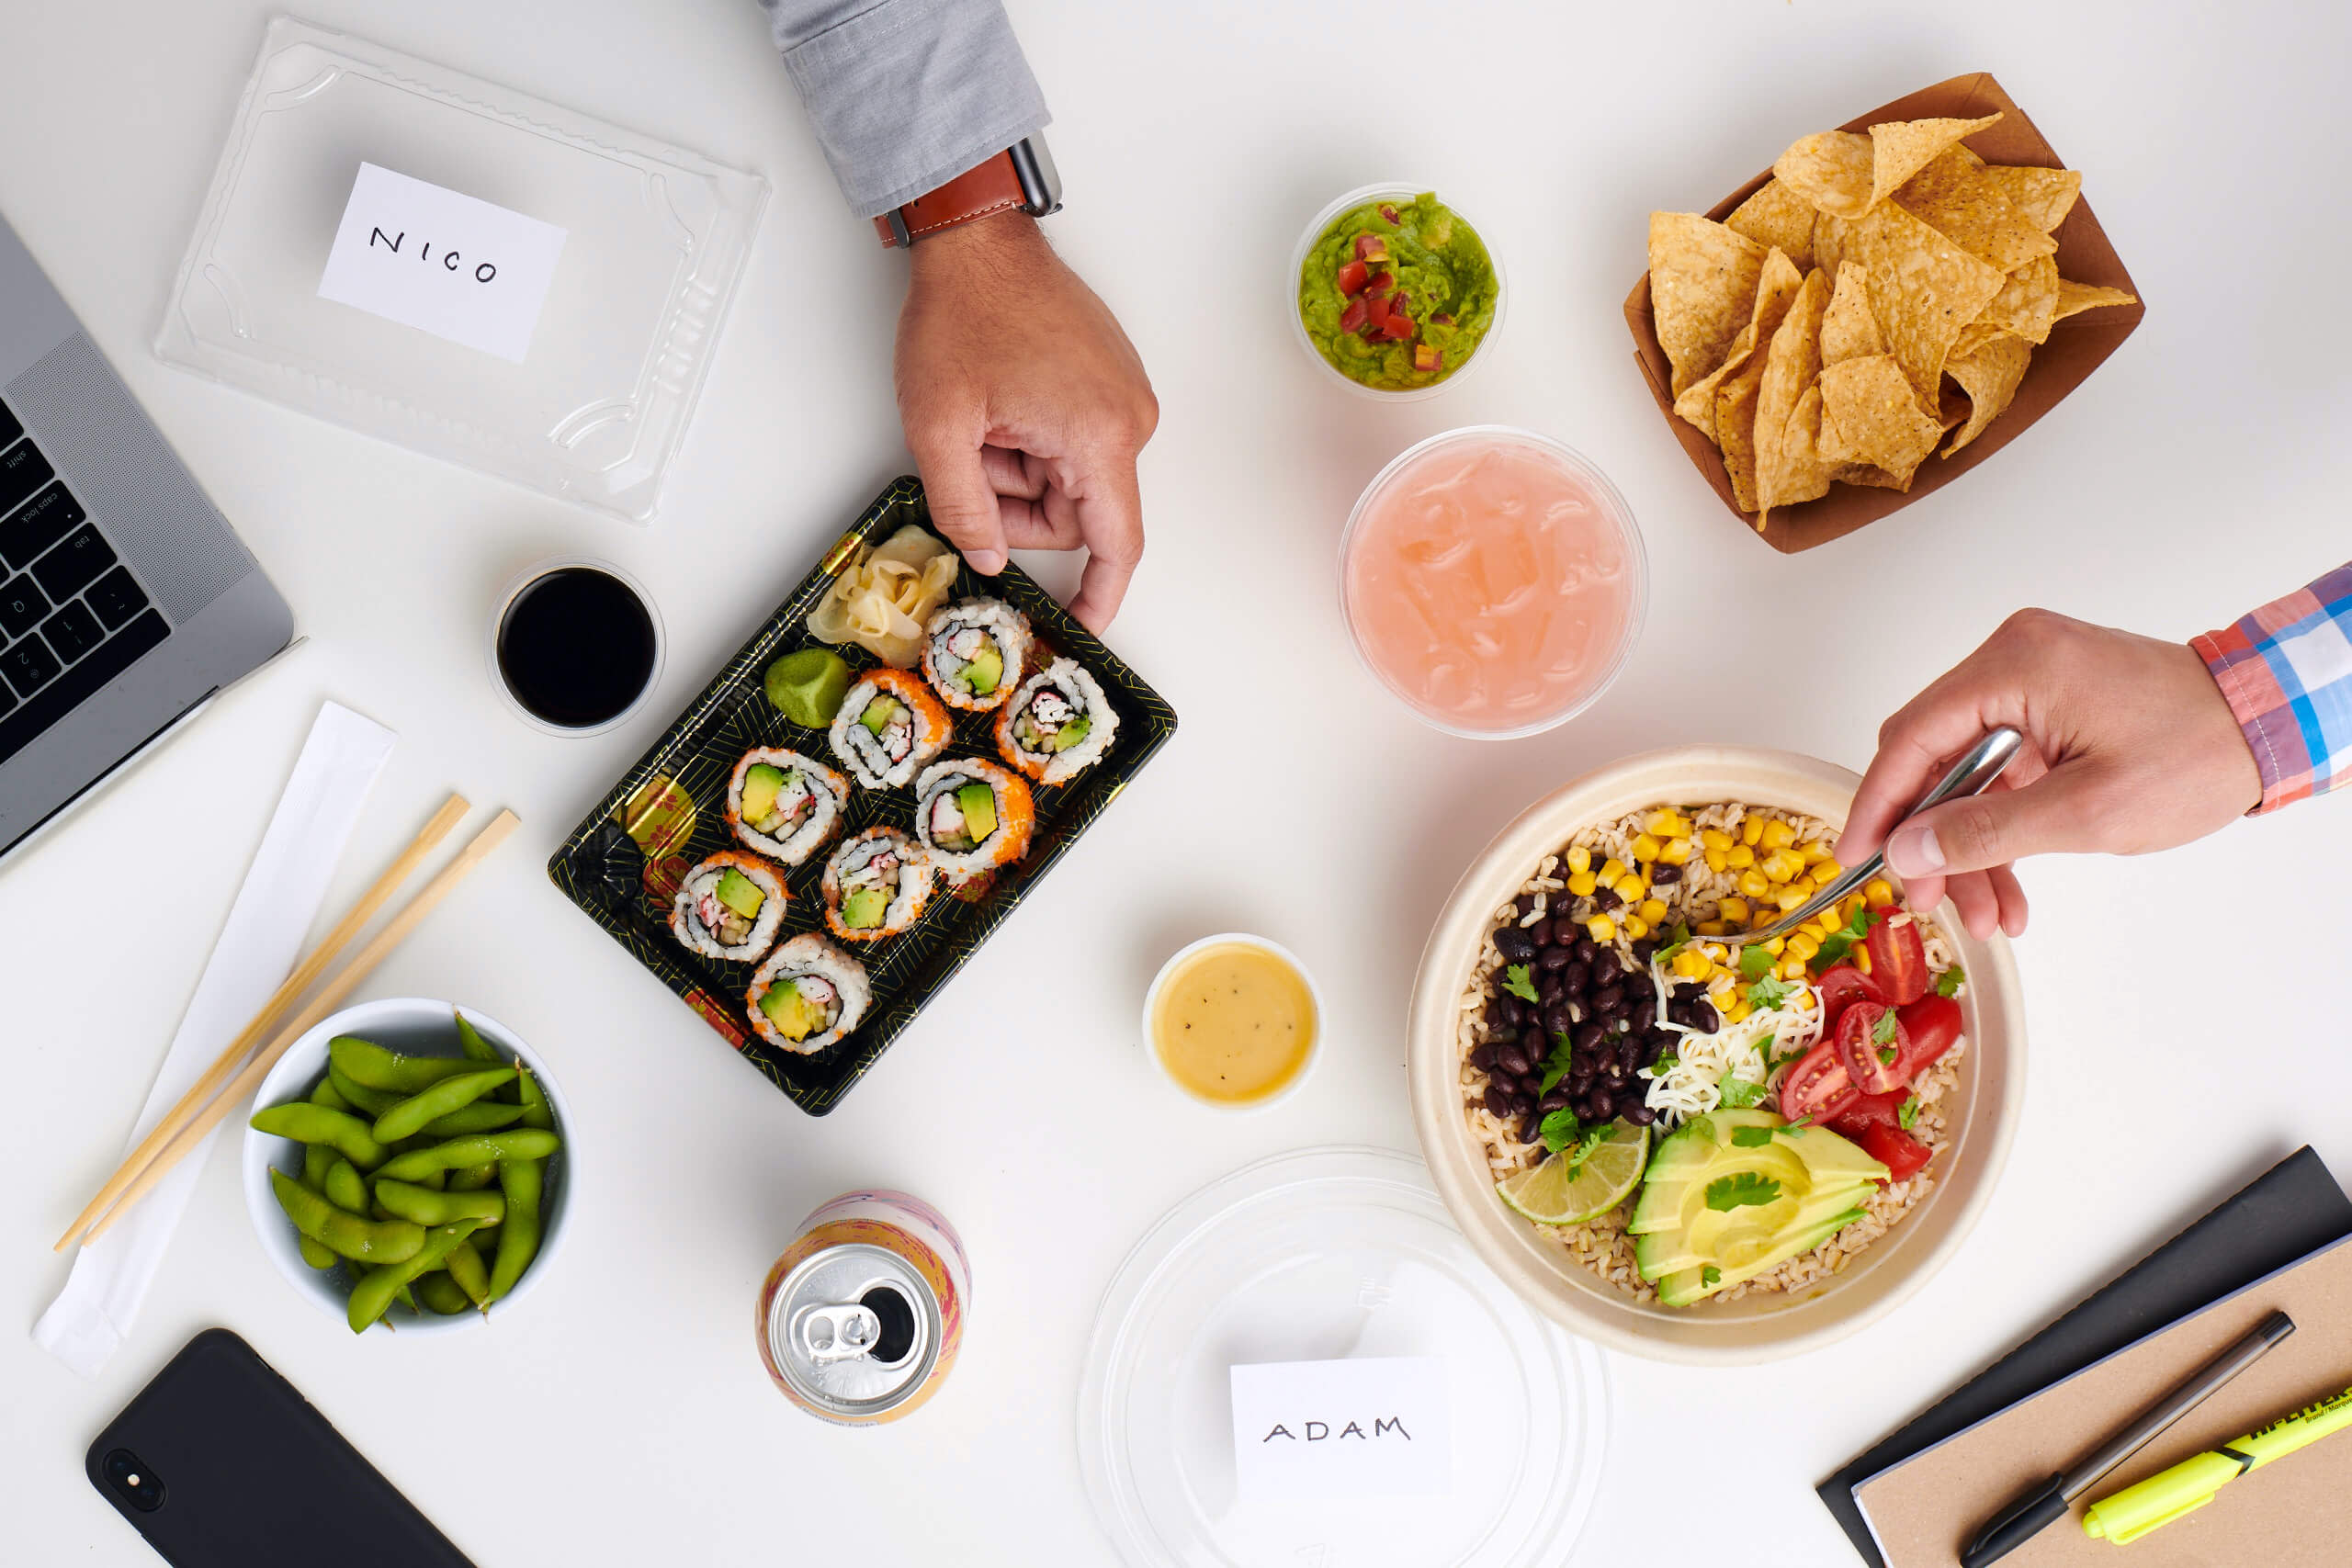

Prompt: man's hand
[894,213,1157,633]
[1836,609,2261,940]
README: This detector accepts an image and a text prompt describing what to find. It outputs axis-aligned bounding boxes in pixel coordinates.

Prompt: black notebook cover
[1817,1145,2352,1565]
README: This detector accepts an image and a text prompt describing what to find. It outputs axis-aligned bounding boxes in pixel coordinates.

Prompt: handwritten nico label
[1228,1357,1452,1502]
[316,164,568,364]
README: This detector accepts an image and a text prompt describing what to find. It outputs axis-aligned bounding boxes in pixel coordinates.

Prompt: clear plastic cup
[1286,183,1508,402]
[1339,425,1648,739]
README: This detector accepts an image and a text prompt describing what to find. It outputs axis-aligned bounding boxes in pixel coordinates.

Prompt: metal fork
[1735,727,2025,946]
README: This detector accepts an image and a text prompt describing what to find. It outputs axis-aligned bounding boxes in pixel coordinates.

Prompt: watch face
[1011,136,1062,216]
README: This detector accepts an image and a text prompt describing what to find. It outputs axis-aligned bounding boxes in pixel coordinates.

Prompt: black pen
[1958,1309,2295,1568]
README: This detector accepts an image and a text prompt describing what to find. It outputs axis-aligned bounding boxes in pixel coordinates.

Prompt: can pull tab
[795,1302,882,1363]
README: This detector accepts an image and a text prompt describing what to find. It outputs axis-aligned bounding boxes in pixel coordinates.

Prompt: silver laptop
[0,211,292,861]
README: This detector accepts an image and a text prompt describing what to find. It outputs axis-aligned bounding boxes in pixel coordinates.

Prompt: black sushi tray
[548,476,1178,1114]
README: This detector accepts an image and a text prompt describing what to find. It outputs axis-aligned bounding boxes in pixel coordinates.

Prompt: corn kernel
[1799,840,1833,865]
[1864,877,1895,908]
[1725,844,1757,869]
[1707,973,1736,998]
[1631,833,1661,863]
[1786,874,1817,899]
[1854,945,1873,976]
[1673,951,1709,978]
[1701,828,1735,852]
[1566,845,1591,874]
[1725,999,1753,1025]
[1613,873,1645,901]
[1764,936,1786,956]
[1622,916,1649,941]
[1658,837,1694,865]
[1704,849,1728,874]
[1638,897,1668,925]
[1812,856,1842,881]
[1702,943,1729,963]
[1797,992,1817,1010]
[1779,955,1808,981]
[1695,918,1728,937]
[1599,858,1627,884]
[1586,914,1616,943]
[1788,932,1821,961]
[1760,819,1797,850]
[1763,849,1804,883]
[1737,869,1770,899]
[1566,870,1598,897]
[1644,810,1682,836]
[1740,817,1766,846]
[1842,894,1868,919]
[1775,886,1809,913]
[1718,896,1750,922]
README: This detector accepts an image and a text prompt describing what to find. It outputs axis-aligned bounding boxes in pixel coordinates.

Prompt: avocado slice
[840,887,888,930]
[1627,1109,1887,1288]
[1654,1203,1871,1307]
[740,764,786,824]
[961,646,1003,694]
[1049,716,1091,753]
[956,783,998,842]
[714,868,765,920]
[858,694,903,736]
[758,980,826,1042]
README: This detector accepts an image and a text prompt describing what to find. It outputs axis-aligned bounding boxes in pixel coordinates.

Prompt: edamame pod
[377,1129,560,1182]
[486,1156,543,1303]
[447,1164,499,1191]
[329,1035,481,1094]
[322,1156,368,1214]
[514,1066,553,1131]
[371,1067,515,1143]
[297,1144,337,1270]
[445,1236,492,1312]
[250,1103,387,1169]
[418,1101,525,1139]
[311,1076,352,1114]
[415,1272,471,1315]
[327,1066,401,1117]
[269,1169,424,1264]
[347,1221,481,1333]
[374,1179,506,1227]
[455,1010,499,1064]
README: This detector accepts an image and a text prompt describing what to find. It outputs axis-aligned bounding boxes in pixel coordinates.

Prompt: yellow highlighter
[2084,1383,2352,1544]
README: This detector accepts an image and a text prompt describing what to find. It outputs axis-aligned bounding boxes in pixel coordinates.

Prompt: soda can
[756,1189,969,1426]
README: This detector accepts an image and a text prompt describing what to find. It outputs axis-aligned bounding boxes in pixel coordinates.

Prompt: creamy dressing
[1151,943,1317,1104]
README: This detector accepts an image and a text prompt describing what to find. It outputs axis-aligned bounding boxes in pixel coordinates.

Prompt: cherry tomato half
[1836,1000,1910,1096]
[1863,910,1930,1005]
[1830,1090,1907,1137]
[1854,1122,1933,1183]
[1893,994,1962,1082]
[1780,1036,1860,1126]
[1814,963,1885,1031]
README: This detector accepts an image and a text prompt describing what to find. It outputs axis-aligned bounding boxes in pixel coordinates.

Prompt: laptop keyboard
[0,394,167,765]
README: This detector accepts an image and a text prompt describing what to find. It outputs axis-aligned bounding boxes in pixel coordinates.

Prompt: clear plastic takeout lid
[156,17,767,521]
[1079,1147,1608,1568]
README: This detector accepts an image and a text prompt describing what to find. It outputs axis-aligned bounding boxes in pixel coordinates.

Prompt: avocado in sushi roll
[996,658,1118,785]
[922,597,1032,713]
[822,827,933,942]
[830,668,952,789]
[746,933,869,1055]
[727,748,848,866]
[913,758,1035,884]
[671,851,789,964]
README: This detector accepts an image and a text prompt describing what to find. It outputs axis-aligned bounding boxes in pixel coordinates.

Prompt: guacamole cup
[1289,184,1507,401]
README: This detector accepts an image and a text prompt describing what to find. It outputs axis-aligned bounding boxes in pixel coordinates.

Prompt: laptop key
[0,573,46,637]
[3,632,62,698]
[0,435,51,517]
[30,523,115,602]
[0,397,19,448]
[0,608,168,769]
[41,600,102,662]
[0,482,86,570]
[85,566,149,630]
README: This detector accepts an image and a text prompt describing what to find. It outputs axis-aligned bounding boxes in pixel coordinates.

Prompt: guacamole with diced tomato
[1298,191,1498,391]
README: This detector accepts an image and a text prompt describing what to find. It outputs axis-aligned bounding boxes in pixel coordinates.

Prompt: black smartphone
[86,1328,474,1568]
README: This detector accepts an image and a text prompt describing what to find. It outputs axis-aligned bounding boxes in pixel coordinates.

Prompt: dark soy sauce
[496,567,657,729]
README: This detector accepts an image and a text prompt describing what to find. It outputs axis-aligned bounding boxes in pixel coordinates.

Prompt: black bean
[1573,1020,1608,1053]
[1538,946,1575,973]
[1470,1042,1499,1073]
[1568,1065,1596,1094]
[1542,1002,1572,1036]
[1650,863,1681,885]
[1561,956,1592,992]
[1503,996,1532,1028]
[1625,973,1655,1002]
[1485,1020,1520,1044]
[1591,982,1623,1014]
[1494,925,1537,963]
[1575,1091,1608,1122]
[1623,1102,1657,1126]
[1692,1000,1721,1032]
[1519,1071,1544,1100]
[1535,918,1561,949]
[1495,1044,1531,1077]
[1600,886,1625,909]
[1631,939,1657,965]
[1539,1087,1571,1113]
[1485,1083,1513,1117]
[1642,1033,1671,1068]
[1510,1089,1535,1117]
[1616,1033,1645,1074]
[1603,1064,1629,1088]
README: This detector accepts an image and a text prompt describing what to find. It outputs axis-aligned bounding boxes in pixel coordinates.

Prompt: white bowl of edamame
[241,996,576,1337]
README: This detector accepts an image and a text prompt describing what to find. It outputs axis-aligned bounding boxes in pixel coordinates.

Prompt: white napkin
[35,701,395,1377]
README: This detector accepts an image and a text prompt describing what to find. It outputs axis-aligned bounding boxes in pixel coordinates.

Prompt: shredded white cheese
[1637,953,1829,1128]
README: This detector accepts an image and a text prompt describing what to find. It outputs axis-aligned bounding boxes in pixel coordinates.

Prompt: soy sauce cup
[487,556,665,737]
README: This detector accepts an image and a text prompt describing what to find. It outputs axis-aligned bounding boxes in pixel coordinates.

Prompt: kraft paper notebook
[1820,1148,2352,1566]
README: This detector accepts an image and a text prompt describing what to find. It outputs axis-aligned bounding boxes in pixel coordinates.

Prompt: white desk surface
[8,1,2352,1562]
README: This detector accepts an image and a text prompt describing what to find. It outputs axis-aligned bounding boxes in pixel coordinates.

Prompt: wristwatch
[874,135,1062,249]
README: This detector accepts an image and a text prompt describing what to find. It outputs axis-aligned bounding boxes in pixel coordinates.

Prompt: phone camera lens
[102,1449,164,1512]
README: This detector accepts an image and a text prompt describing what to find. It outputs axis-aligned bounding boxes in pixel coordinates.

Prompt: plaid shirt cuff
[2191,561,2352,814]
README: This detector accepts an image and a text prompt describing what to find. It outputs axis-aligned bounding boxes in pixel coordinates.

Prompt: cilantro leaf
[1704,1172,1783,1212]
[1567,1123,1611,1169]
[1747,977,1793,1012]
[1686,1114,1718,1145]
[1898,1096,1921,1130]
[1730,1124,1776,1147]
[1702,1265,1723,1287]
[1502,964,1538,1002]
[1936,965,1966,998]
[1539,1107,1581,1154]
[1781,1114,1814,1134]
[1871,1010,1898,1046]
[1737,945,1776,981]
[1652,921,1695,968]
[1719,1077,1769,1110]
[1808,906,1882,973]
[1537,1034,1576,1095]
[1649,1054,1679,1076]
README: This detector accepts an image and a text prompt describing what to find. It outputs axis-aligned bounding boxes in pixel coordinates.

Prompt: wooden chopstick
[52,794,470,1252]
[73,809,520,1249]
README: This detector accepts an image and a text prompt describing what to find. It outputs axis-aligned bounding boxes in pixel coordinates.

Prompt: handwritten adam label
[317,163,568,364]
[1228,1356,1452,1502]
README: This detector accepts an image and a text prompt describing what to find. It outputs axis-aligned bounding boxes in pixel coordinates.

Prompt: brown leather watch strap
[874,150,1027,248]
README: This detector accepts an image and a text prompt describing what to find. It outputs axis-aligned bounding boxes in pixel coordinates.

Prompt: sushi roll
[922,597,1032,712]
[912,758,1035,884]
[726,748,848,866]
[822,827,934,942]
[746,933,869,1055]
[830,667,952,790]
[995,659,1118,785]
[670,851,788,964]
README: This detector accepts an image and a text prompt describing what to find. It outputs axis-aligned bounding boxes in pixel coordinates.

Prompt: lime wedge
[1497,1121,1652,1226]
[764,649,853,728]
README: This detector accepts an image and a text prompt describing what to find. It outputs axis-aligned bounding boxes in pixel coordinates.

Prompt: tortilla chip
[2051,277,2140,324]
[1713,264,1812,513]
[1758,383,1838,529]
[1894,148,2057,274]
[1672,249,1804,441]
[1850,201,2007,409]
[1725,178,1817,271]
[1867,114,2003,209]
[1981,165,2083,232]
[1973,254,2060,344]
[1754,269,1832,520]
[1649,213,1771,398]
[1775,130,1876,220]
[1941,332,2034,456]
[1836,459,1914,491]
[1820,262,1883,366]
[1818,354,1945,477]
[1813,210,1849,280]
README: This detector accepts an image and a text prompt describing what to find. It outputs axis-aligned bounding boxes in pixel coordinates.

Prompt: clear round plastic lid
[1079,1147,1608,1567]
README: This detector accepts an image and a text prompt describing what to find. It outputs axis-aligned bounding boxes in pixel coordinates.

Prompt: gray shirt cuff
[762,0,1050,219]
